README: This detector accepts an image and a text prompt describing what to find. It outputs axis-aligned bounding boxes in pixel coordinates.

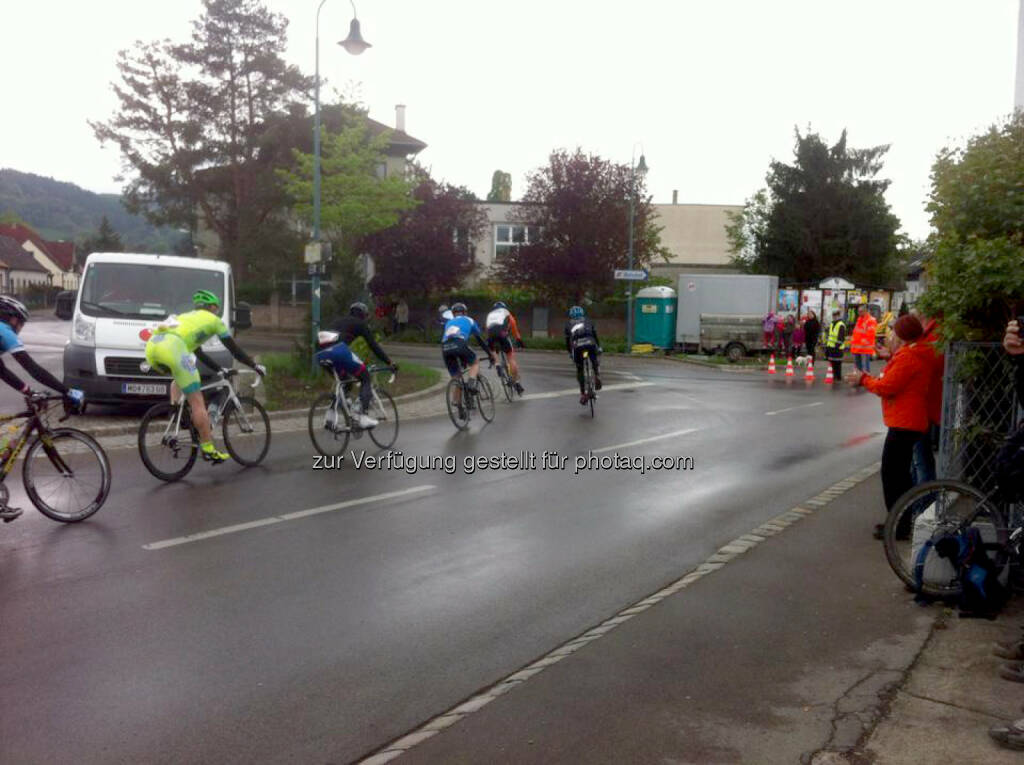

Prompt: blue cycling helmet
[493,301,507,310]
[568,305,585,320]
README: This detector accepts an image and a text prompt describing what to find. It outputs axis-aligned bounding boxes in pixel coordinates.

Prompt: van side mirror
[55,291,76,320]
[233,300,252,331]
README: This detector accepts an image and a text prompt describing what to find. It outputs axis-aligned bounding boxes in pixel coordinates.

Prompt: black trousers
[881,427,925,511]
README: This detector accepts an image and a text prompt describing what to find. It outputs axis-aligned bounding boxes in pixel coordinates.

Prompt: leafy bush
[236,282,275,305]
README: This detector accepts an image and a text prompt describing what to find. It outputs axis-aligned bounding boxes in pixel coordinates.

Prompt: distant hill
[0,169,184,252]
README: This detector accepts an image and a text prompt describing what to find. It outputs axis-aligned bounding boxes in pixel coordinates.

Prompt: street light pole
[626,150,647,354]
[311,0,370,373]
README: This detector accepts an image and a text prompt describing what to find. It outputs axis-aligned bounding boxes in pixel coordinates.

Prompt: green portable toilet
[634,286,677,348]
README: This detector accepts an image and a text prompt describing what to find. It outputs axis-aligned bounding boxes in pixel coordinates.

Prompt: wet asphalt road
[0,326,886,763]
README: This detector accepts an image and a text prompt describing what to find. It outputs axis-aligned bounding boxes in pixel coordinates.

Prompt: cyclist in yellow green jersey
[144,290,265,463]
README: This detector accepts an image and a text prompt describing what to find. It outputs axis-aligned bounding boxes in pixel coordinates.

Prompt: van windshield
[79,263,225,320]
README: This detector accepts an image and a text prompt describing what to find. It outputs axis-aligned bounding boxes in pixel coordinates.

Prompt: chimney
[395,104,406,133]
[672,190,678,205]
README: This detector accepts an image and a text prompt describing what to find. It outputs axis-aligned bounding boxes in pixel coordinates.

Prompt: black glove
[516,338,525,349]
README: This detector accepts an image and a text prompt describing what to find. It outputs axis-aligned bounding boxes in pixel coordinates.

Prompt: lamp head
[636,154,648,175]
[339,17,371,55]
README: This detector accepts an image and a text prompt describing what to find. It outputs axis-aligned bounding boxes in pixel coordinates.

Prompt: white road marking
[142,485,436,550]
[520,381,654,401]
[357,463,883,764]
[764,401,823,416]
[591,428,701,454]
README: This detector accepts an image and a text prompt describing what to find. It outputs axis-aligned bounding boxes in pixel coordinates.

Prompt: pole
[626,164,636,354]
[311,0,328,374]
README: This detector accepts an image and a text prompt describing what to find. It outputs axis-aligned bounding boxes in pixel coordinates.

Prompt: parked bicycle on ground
[882,478,1015,600]
[308,364,399,456]
[137,368,270,482]
[0,393,111,523]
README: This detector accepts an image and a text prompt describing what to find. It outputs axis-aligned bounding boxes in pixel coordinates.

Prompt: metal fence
[939,341,1023,521]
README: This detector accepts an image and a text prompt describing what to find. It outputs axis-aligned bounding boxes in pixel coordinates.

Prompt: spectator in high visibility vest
[824,309,847,383]
[850,304,878,373]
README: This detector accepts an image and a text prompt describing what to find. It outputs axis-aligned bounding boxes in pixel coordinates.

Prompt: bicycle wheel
[368,388,399,449]
[446,379,469,430]
[222,396,271,466]
[585,357,596,417]
[498,353,514,402]
[883,479,1009,597]
[23,428,111,522]
[477,374,496,423]
[308,392,350,456]
[138,402,198,482]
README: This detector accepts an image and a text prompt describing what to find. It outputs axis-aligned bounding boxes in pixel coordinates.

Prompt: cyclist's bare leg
[186,389,214,443]
[507,348,520,381]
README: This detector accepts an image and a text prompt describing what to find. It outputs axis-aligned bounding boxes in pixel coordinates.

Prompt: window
[494,224,540,260]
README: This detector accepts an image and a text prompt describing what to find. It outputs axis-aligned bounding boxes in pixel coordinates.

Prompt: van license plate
[122,383,167,395]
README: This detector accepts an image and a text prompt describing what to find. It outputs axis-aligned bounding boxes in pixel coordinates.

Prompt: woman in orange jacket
[846,315,932,539]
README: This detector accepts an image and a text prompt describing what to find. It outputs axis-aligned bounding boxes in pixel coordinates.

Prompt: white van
[57,253,252,405]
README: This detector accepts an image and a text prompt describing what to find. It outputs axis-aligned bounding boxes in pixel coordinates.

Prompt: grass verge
[261,352,441,412]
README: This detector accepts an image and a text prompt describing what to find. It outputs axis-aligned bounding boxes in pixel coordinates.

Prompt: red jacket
[921,320,944,425]
[860,341,933,432]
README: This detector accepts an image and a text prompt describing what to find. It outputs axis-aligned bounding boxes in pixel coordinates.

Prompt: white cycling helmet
[0,295,29,323]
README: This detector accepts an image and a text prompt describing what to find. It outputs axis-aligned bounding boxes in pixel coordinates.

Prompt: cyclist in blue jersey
[441,303,494,410]
[0,296,84,521]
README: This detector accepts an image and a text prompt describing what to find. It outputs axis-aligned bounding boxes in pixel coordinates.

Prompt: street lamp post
[626,150,648,354]
[311,0,370,372]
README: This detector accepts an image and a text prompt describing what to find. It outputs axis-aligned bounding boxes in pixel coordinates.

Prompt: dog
[793,355,812,367]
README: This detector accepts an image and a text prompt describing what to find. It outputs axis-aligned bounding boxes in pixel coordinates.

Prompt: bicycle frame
[160,371,262,440]
[0,397,72,480]
[326,364,395,427]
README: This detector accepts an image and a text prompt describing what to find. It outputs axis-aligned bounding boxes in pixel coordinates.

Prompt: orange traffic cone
[785,357,795,377]
[824,365,834,385]
[804,359,815,381]
[767,354,776,375]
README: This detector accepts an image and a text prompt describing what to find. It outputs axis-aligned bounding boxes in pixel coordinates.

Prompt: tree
[91,0,311,279]
[363,178,486,298]
[80,216,124,262]
[486,170,511,202]
[494,149,668,303]
[726,128,902,285]
[919,112,1024,340]
[279,111,415,246]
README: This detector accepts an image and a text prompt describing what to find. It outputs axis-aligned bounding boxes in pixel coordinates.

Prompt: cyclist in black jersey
[564,305,603,405]
[324,302,397,425]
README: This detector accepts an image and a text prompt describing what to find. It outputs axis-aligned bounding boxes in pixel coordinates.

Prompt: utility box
[676,274,778,349]
[634,286,677,348]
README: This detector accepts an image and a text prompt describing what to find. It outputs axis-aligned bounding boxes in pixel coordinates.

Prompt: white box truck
[675,274,779,360]
[57,253,252,405]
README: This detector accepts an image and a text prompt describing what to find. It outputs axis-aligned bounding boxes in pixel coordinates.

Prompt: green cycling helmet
[193,289,220,308]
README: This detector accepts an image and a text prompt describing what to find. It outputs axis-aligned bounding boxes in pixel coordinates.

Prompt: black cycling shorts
[442,337,477,376]
[572,341,598,367]
[486,329,513,354]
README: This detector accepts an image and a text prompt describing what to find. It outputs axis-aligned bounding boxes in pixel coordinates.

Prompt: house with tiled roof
[0,235,51,293]
[0,223,79,289]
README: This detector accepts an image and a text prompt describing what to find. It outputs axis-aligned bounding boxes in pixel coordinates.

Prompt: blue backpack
[913,527,1007,618]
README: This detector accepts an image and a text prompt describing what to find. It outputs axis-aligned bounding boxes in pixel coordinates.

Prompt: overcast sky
[1,1,1018,240]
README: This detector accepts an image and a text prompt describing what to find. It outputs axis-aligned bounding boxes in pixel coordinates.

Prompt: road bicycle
[0,393,111,523]
[882,478,1018,598]
[445,364,495,431]
[580,348,597,417]
[494,346,523,403]
[137,368,271,482]
[308,364,399,456]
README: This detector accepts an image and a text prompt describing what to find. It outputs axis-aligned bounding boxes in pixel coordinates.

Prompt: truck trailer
[675,274,779,359]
